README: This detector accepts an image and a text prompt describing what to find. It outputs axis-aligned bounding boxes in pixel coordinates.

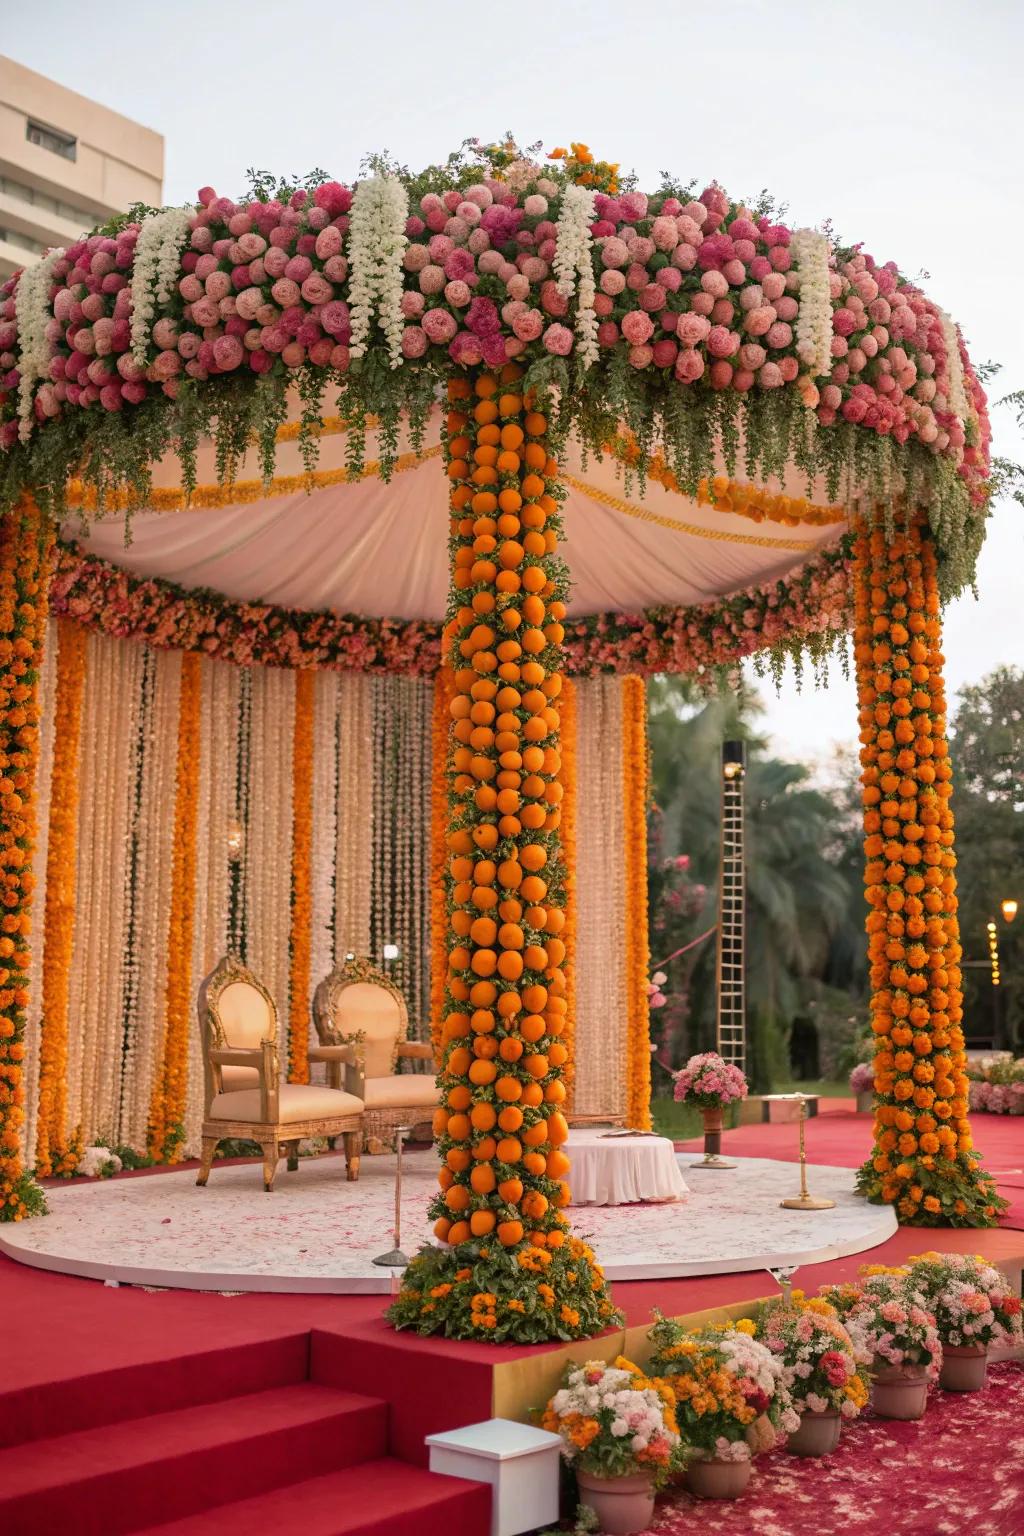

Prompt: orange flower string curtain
[0,137,1005,1339]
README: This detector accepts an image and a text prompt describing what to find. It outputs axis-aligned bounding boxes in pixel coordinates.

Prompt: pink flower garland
[48,534,854,680]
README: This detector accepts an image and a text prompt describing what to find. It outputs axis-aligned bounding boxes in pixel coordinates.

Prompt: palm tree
[647,682,852,1089]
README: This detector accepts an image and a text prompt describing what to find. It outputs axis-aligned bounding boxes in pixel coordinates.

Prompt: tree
[647,681,853,1090]
[948,666,1024,1052]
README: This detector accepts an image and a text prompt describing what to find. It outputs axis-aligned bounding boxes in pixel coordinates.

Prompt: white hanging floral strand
[553,183,599,371]
[14,247,65,442]
[130,207,193,367]
[346,176,410,369]
[790,228,833,381]
[938,310,970,426]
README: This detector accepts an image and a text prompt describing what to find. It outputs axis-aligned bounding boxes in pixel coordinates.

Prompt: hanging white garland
[129,207,193,367]
[939,310,970,426]
[790,228,834,381]
[346,176,409,369]
[553,183,599,371]
[14,248,64,442]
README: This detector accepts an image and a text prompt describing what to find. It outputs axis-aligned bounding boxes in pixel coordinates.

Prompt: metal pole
[372,1124,412,1267]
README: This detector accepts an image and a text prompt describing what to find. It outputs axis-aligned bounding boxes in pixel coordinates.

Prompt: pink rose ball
[600,237,630,269]
[766,321,792,349]
[512,309,544,343]
[708,326,740,358]
[419,265,446,295]
[674,349,705,384]
[628,344,654,369]
[690,291,714,316]
[758,361,784,388]
[212,334,244,371]
[651,216,679,252]
[401,325,428,358]
[621,310,655,345]
[400,291,425,318]
[676,313,711,347]
[445,280,471,308]
[523,194,548,217]
[422,307,458,344]
[542,323,573,356]
[597,320,620,346]
[652,338,678,368]
[301,273,334,306]
[505,273,530,301]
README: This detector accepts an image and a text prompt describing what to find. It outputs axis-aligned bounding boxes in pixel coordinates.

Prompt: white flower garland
[130,207,193,367]
[346,176,409,369]
[790,228,833,380]
[14,248,64,442]
[553,183,599,370]
[939,310,970,425]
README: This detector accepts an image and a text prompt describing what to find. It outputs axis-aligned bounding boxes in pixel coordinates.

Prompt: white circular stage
[0,1145,895,1294]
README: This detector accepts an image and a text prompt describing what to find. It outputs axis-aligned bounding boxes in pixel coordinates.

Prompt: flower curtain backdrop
[16,616,649,1167]
[0,135,1007,1340]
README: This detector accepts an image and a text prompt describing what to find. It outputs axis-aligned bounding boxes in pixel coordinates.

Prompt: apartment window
[0,226,45,256]
[26,120,77,162]
[0,174,100,230]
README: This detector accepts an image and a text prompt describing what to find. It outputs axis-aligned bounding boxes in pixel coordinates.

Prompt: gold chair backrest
[197,955,277,1107]
[313,958,408,1078]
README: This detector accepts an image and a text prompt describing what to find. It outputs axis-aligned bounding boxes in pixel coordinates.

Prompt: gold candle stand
[780,1095,836,1211]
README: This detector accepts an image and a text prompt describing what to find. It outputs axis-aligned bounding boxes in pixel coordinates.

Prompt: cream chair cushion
[210,1085,364,1124]
[220,1064,261,1090]
[332,982,403,1078]
[364,1074,439,1109]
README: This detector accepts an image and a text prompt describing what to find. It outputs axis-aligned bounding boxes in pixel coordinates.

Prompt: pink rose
[543,324,573,356]
[621,310,655,345]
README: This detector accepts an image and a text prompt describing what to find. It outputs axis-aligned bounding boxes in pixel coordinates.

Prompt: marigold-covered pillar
[0,495,53,1219]
[388,364,618,1340]
[853,513,1003,1226]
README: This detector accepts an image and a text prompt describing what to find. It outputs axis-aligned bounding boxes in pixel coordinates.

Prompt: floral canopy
[0,139,992,681]
[0,139,1004,1341]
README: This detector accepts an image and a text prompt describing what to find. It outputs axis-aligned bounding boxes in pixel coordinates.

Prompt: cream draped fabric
[64,413,844,622]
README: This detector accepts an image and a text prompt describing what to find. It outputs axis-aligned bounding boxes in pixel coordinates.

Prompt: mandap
[0,137,1006,1343]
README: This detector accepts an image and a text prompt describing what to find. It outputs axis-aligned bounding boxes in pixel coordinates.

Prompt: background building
[0,55,163,279]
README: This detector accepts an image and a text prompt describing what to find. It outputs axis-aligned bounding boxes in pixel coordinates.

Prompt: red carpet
[654,1361,1024,1536]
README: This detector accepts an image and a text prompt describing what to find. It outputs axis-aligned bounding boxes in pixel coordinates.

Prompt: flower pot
[786,1409,841,1457]
[575,1469,655,1535]
[870,1363,929,1420]
[856,1090,873,1113]
[685,1455,751,1500]
[940,1344,987,1392]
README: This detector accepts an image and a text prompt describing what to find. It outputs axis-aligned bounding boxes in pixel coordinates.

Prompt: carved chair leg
[343,1130,360,1182]
[286,1141,300,1172]
[262,1141,280,1192]
[196,1135,218,1187]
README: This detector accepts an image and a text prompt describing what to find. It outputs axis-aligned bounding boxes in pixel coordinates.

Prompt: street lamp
[1001,899,1018,924]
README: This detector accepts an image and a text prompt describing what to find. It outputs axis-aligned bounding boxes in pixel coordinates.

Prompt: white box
[425,1417,562,1536]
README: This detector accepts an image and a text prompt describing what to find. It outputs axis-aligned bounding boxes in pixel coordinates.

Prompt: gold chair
[312,956,438,1150]
[196,954,365,1191]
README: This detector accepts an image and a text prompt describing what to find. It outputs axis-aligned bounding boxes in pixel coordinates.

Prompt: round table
[566,1128,690,1206]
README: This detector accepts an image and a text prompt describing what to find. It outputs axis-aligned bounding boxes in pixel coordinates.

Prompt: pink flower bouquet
[906,1251,1024,1351]
[673,1051,748,1109]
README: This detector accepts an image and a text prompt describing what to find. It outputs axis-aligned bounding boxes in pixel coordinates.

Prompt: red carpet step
[132,1460,492,1536]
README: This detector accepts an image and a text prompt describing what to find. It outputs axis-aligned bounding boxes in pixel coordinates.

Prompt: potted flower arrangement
[757,1296,869,1455]
[849,1061,874,1114]
[906,1251,1024,1391]
[541,1357,682,1534]
[821,1271,941,1420]
[672,1052,747,1168]
[646,1316,798,1498]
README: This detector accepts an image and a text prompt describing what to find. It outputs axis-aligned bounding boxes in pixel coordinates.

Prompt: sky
[6,0,1022,767]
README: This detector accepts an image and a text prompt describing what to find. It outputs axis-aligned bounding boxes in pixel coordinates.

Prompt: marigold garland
[429,665,457,1065]
[35,618,87,1178]
[0,495,53,1219]
[622,674,653,1130]
[852,514,1004,1227]
[288,668,314,1083]
[147,651,202,1162]
[387,364,621,1343]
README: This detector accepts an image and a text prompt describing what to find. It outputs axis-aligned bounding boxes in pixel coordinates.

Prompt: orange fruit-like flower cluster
[431,365,574,1253]
[0,497,55,1218]
[853,515,995,1225]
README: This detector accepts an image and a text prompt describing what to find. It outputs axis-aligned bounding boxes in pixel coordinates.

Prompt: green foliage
[386,1233,623,1343]
[0,1173,47,1221]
